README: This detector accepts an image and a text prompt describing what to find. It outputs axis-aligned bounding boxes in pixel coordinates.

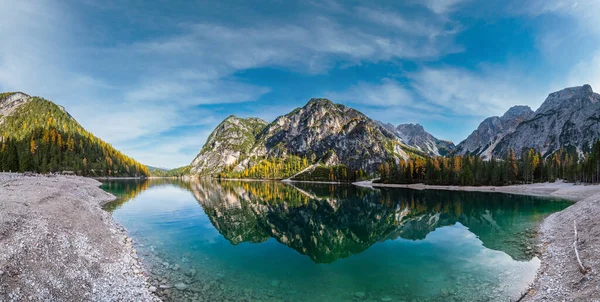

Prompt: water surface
[101,179,571,302]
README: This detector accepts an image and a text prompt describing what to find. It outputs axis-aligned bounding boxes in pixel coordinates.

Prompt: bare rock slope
[0,174,157,301]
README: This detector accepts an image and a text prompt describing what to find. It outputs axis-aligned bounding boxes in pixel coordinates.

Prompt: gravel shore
[0,173,159,301]
[355,180,600,301]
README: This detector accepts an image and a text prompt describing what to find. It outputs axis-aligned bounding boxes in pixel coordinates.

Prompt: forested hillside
[149,165,191,177]
[0,93,149,177]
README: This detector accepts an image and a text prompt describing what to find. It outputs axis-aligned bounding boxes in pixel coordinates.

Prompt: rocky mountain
[381,122,455,156]
[493,85,600,157]
[0,92,149,176]
[190,116,267,175]
[190,98,412,176]
[455,105,534,159]
[457,85,600,159]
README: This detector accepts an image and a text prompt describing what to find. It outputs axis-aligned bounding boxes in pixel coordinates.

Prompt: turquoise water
[101,179,571,302]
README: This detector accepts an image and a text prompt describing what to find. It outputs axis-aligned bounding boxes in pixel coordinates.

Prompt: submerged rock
[174,282,188,291]
[186,269,197,277]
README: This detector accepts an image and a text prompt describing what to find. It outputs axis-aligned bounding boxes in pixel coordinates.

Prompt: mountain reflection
[189,179,568,263]
[103,179,570,264]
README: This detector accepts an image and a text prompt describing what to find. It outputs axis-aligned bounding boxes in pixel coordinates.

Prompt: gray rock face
[0,92,31,125]
[191,98,410,175]
[493,85,600,157]
[382,122,455,156]
[455,105,534,159]
[249,99,407,171]
[190,116,267,175]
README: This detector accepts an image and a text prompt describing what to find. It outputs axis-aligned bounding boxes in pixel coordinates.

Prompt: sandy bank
[0,173,158,301]
[354,180,600,301]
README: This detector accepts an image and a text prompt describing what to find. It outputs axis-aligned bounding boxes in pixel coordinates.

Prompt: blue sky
[1,0,599,168]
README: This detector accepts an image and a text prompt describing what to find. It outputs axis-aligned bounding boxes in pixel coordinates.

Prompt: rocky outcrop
[382,122,455,156]
[191,98,410,176]
[493,85,600,157]
[190,116,267,175]
[0,92,31,125]
[456,105,534,159]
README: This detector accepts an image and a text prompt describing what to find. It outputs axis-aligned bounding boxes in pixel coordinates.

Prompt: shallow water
[101,179,571,302]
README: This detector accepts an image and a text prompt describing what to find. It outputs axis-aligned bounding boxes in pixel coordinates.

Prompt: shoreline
[354,180,600,301]
[353,180,600,202]
[0,173,158,301]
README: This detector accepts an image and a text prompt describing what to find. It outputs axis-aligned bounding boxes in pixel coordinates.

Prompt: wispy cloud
[356,7,462,38]
[326,79,416,107]
[408,66,549,117]
[418,0,470,14]
[130,15,462,76]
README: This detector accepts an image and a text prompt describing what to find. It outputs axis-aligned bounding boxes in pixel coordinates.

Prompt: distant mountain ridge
[455,105,534,159]
[380,122,455,156]
[191,84,600,179]
[493,85,600,157]
[457,84,600,159]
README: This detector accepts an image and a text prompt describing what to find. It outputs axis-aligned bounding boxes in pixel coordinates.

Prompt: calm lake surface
[101,179,571,302]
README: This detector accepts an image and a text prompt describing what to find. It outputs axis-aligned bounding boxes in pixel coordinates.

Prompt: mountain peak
[536,84,600,115]
[547,84,596,101]
[222,115,267,125]
[397,123,425,132]
[305,98,335,107]
[1,91,30,100]
[393,123,455,156]
[456,105,532,159]
[502,105,533,120]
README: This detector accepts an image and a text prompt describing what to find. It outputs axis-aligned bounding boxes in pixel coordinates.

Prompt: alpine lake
[100,179,571,302]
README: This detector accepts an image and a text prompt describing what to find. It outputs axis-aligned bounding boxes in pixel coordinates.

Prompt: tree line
[290,164,370,182]
[218,155,312,179]
[378,141,600,186]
